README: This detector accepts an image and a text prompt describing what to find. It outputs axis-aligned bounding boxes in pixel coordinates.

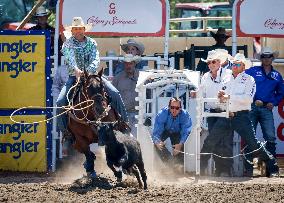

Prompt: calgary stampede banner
[0,31,52,171]
[59,0,166,36]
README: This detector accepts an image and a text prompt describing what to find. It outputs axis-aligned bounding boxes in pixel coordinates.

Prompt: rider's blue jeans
[56,76,128,132]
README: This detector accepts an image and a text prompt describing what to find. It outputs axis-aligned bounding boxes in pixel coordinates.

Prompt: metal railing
[169,16,232,34]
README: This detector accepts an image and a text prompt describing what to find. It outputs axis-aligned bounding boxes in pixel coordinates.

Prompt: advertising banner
[60,0,166,36]
[0,33,47,108]
[237,0,284,37]
[0,115,47,172]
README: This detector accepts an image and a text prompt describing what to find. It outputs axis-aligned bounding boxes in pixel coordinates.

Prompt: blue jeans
[200,111,277,174]
[56,76,128,132]
[248,104,278,173]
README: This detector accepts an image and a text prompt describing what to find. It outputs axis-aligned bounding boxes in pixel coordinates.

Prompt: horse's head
[84,69,109,119]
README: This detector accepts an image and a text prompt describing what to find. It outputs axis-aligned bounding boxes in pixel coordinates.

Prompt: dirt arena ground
[1,152,284,203]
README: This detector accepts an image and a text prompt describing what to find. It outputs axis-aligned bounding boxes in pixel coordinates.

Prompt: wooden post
[16,0,47,30]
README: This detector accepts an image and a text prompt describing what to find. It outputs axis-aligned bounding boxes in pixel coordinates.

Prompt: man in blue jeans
[57,17,128,134]
[56,17,128,177]
[200,53,279,177]
[245,47,284,177]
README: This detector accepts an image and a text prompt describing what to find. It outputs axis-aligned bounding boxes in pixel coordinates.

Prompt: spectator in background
[197,27,231,74]
[152,97,192,171]
[112,54,141,138]
[28,6,63,63]
[115,39,148,75]
[245,47,284,177]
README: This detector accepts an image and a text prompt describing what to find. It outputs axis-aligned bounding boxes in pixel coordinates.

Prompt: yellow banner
[0,115,47,172]
[0,35,46,108]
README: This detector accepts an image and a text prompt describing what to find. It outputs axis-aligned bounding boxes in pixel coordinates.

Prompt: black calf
[100,124,147,190]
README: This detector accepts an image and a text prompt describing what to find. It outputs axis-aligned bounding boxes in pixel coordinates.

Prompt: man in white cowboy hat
[57,16,129,177]
[200,53,278,177]
[193,49,234,176]
[197,27,231,74]
[245,47,284,177]
[112,54,142,138]
[115,39,148,75]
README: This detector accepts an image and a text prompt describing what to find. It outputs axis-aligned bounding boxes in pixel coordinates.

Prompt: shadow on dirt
[69,175,113,194]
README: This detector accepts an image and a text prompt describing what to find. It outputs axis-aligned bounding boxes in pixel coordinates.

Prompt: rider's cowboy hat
[201,50,222,63]
[64,17,93,32]
[34,6,49,17]
[123,54,141,63]
[121,39,145,55]
[231,53,252,69]
[259,47,279,58]
[210,27,231,39]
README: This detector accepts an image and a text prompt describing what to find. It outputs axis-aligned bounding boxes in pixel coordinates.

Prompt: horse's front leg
[84,150,96,178]
[107,160,122,182]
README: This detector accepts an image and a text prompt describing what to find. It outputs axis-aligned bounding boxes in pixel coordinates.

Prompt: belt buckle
[255,100,263,107]
[229,112,235,117]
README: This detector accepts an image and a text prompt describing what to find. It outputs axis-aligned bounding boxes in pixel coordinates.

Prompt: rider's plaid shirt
[62,36,100,75]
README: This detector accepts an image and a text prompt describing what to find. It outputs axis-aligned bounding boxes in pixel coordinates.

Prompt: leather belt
[229,110,249,118]
[210,108,223,113]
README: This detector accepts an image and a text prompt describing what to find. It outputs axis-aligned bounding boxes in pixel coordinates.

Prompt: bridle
[69,74,112,126]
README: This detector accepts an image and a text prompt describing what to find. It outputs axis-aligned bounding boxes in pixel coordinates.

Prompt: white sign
[256,100,284,156]
[59,0,166,36]
[237,0,284,37]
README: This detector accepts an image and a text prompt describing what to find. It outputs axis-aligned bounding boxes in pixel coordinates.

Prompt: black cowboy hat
[210,27,231,39]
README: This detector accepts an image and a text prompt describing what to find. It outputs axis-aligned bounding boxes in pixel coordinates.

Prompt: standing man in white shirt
[200,53,278,177]
[198,49,233,176]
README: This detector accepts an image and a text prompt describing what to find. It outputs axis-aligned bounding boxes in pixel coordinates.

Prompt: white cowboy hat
[259,47,279,58]
[201,50,221,63]
[64,17,93,32]
[231,53,252,69]
[121,39,145,55]
[123,54,141,63]
[35,6,49,17]
[214,49,233,64]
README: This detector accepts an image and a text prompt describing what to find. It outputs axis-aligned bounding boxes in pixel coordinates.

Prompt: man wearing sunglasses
[245,47,284,177]
[195,49,234,176]
[152,97,192,171]
[201,53,278,178]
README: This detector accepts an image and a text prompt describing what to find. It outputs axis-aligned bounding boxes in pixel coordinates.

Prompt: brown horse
[66,69,127,177]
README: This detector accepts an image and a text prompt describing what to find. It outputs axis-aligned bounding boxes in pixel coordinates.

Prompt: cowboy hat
[259,47,279,58]
[214,49,233,64]
[123,54,141,63]
[121,39,145,55]
[64,17,93,32]
[231,53,252,69]
[34,6,49,17]
[210,27,231,39]
[201,50,222,63]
